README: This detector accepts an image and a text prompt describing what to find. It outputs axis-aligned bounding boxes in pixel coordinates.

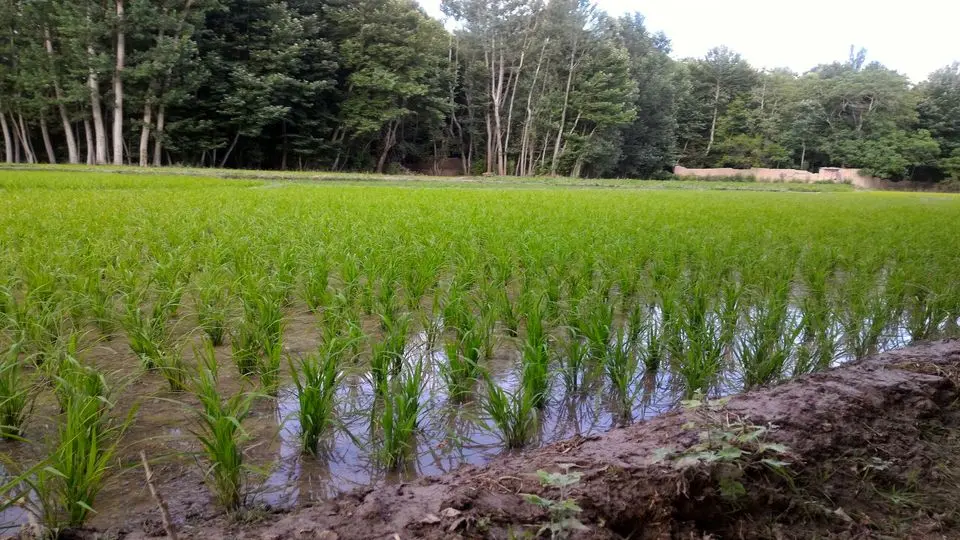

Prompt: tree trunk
[705,80,720,156]
[88,46,109,164]
[44,29,79,164]
[150,0,195,168]
[800,141,806,171]
[139,103,152,166]
[551,38,578,176]
[16,114,36,164]
[502,47,526,177]
[0,111,11,163]
[376,122,399,174]
[112,0,126,166]
[40,114,57,164]
[220,131,240,168]
[83,117,95,165]
[518,40,548,176]
[153,104,165,166]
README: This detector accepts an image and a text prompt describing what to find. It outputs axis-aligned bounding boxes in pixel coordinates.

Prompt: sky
[417,0,960,84]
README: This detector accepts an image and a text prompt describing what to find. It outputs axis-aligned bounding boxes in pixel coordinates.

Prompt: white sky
[417,0,960,83]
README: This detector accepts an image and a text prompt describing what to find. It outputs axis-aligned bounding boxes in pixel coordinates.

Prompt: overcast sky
[417,0,959,83]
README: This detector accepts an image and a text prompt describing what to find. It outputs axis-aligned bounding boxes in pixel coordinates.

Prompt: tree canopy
[0,0,957,182]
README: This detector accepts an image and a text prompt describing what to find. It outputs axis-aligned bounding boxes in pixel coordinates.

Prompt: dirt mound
[95,340,960,539]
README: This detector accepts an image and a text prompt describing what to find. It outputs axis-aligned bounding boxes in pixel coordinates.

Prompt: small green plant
[7,361,134,531]
[521,466,587,539]
[379,359,425,470]
[654,396,793,500]
[370,312,409,397]
[289,337,348,455]
[260,338,283,396]
[559,334,587,394]
[0,343,33,439]
[604,329,639,424]
[155,344,188,393]
[441,330,483,403]
[522,299,551,409]
[231,320,261,377]
[196,283,231,347]
[190,341,256,511]
[121,286,180,370]
[482,375,538,449]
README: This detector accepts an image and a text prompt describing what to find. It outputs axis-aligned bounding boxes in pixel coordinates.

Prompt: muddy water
[0,305,950,533]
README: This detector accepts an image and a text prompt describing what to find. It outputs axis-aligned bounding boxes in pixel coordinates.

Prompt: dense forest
[0,0,958,181]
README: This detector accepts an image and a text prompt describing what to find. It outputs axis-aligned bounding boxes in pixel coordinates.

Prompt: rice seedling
[195,278,231,347]
[795,262,840,375]
[189,340,256,511]
[577,292,614,360]
[82,275,117,337]
[840,267,899,361]
[482,375,539,449]
[121,285,180,370]
[260,338,284,396]
[370,311,410,396]
[522,298,551,409]
[559,333,587,394]
[604,329,640,423]
[289,337,349,455]
[0,343,33,440]
[8,360,134,531]
[155,344,188,393]
[672,280,725,399]
[378,358,425,470]
[231,320,261,377]
[738,278,801,389]
[441,329,484,403]
[302,255,331,313]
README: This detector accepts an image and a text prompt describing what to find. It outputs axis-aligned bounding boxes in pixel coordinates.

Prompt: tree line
[1,0,958,181]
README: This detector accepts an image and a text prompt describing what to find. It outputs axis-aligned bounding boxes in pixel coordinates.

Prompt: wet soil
[42,338,960,539]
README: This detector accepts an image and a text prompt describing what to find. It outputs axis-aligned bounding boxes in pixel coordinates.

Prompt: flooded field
[1,171,959,534]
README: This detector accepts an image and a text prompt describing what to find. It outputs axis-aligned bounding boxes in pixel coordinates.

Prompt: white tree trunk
[153,104,165,166]
[40,114,57,164]
[551,38,578,175]
[45,28,79,164]
[705,80,720,156]
[88,46,109,165]
[518,41,548,176]
[139,103,152,167]
[112,0,126,166]
[16,114,36,164]
[83,117,95,165]
[0,111,11,163]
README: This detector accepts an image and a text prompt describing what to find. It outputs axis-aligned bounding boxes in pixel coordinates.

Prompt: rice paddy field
[1,169,959,534]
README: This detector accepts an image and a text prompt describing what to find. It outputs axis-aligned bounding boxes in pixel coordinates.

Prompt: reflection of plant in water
[521,465,587,539]
[653,395,793,501]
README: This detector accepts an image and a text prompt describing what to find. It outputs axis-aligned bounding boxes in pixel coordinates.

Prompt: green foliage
[190,341,256,511]
[378,358,425,470]
[0,343,33,439]
[290,337,348,455]
[521,466,587,539]
[483,374,539,450]
[4,361,133,531]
